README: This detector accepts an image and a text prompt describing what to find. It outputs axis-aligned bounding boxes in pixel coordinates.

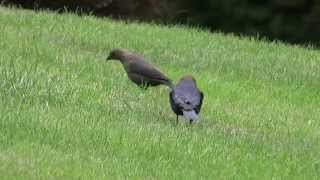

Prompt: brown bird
[106,49,173,89]
[169,75,204,124]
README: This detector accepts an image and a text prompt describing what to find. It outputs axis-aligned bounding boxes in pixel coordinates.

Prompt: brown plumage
[107,49,173,89]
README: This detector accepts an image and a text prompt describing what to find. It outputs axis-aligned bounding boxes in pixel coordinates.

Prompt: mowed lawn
[0,6,320,179]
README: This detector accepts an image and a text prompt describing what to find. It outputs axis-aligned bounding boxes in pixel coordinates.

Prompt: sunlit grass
[0,6,319,179]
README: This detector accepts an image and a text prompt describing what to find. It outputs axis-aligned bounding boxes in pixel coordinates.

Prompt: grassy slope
[0,6,320,179]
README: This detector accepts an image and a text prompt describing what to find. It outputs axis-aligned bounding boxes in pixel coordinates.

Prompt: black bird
[107,48,173,89]
[169,75,204,124]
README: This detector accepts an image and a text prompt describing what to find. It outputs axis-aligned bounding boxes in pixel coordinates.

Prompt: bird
[169,75,204,124]
[106,48,173,89]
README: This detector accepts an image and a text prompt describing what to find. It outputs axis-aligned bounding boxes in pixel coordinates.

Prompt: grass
[0,6,320,179]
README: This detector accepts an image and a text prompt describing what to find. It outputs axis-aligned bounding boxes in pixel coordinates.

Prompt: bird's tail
[182,110,199,122]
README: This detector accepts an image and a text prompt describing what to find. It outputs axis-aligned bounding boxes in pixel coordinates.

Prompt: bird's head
[106,48,129,61]
[181,75,196,83]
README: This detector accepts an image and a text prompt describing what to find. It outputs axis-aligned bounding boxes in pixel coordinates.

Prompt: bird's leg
[176,115,179,125]
[139,84,146,90]
[141,82,148,90]
[189,119,193,125]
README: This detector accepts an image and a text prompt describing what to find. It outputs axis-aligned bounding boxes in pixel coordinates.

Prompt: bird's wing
[172,92,192,110]
[128,61,170,82]
[173,89,203,111]
[195,91,204,113]
[170,91,182,114]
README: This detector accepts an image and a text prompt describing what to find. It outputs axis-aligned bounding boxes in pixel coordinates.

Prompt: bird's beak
[106,55,112,61]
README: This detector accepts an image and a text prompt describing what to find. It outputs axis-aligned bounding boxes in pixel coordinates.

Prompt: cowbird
[106,49,173,89]
[169,75,204,124]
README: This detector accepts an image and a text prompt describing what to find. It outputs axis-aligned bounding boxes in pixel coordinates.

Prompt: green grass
[1,6,320,179]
